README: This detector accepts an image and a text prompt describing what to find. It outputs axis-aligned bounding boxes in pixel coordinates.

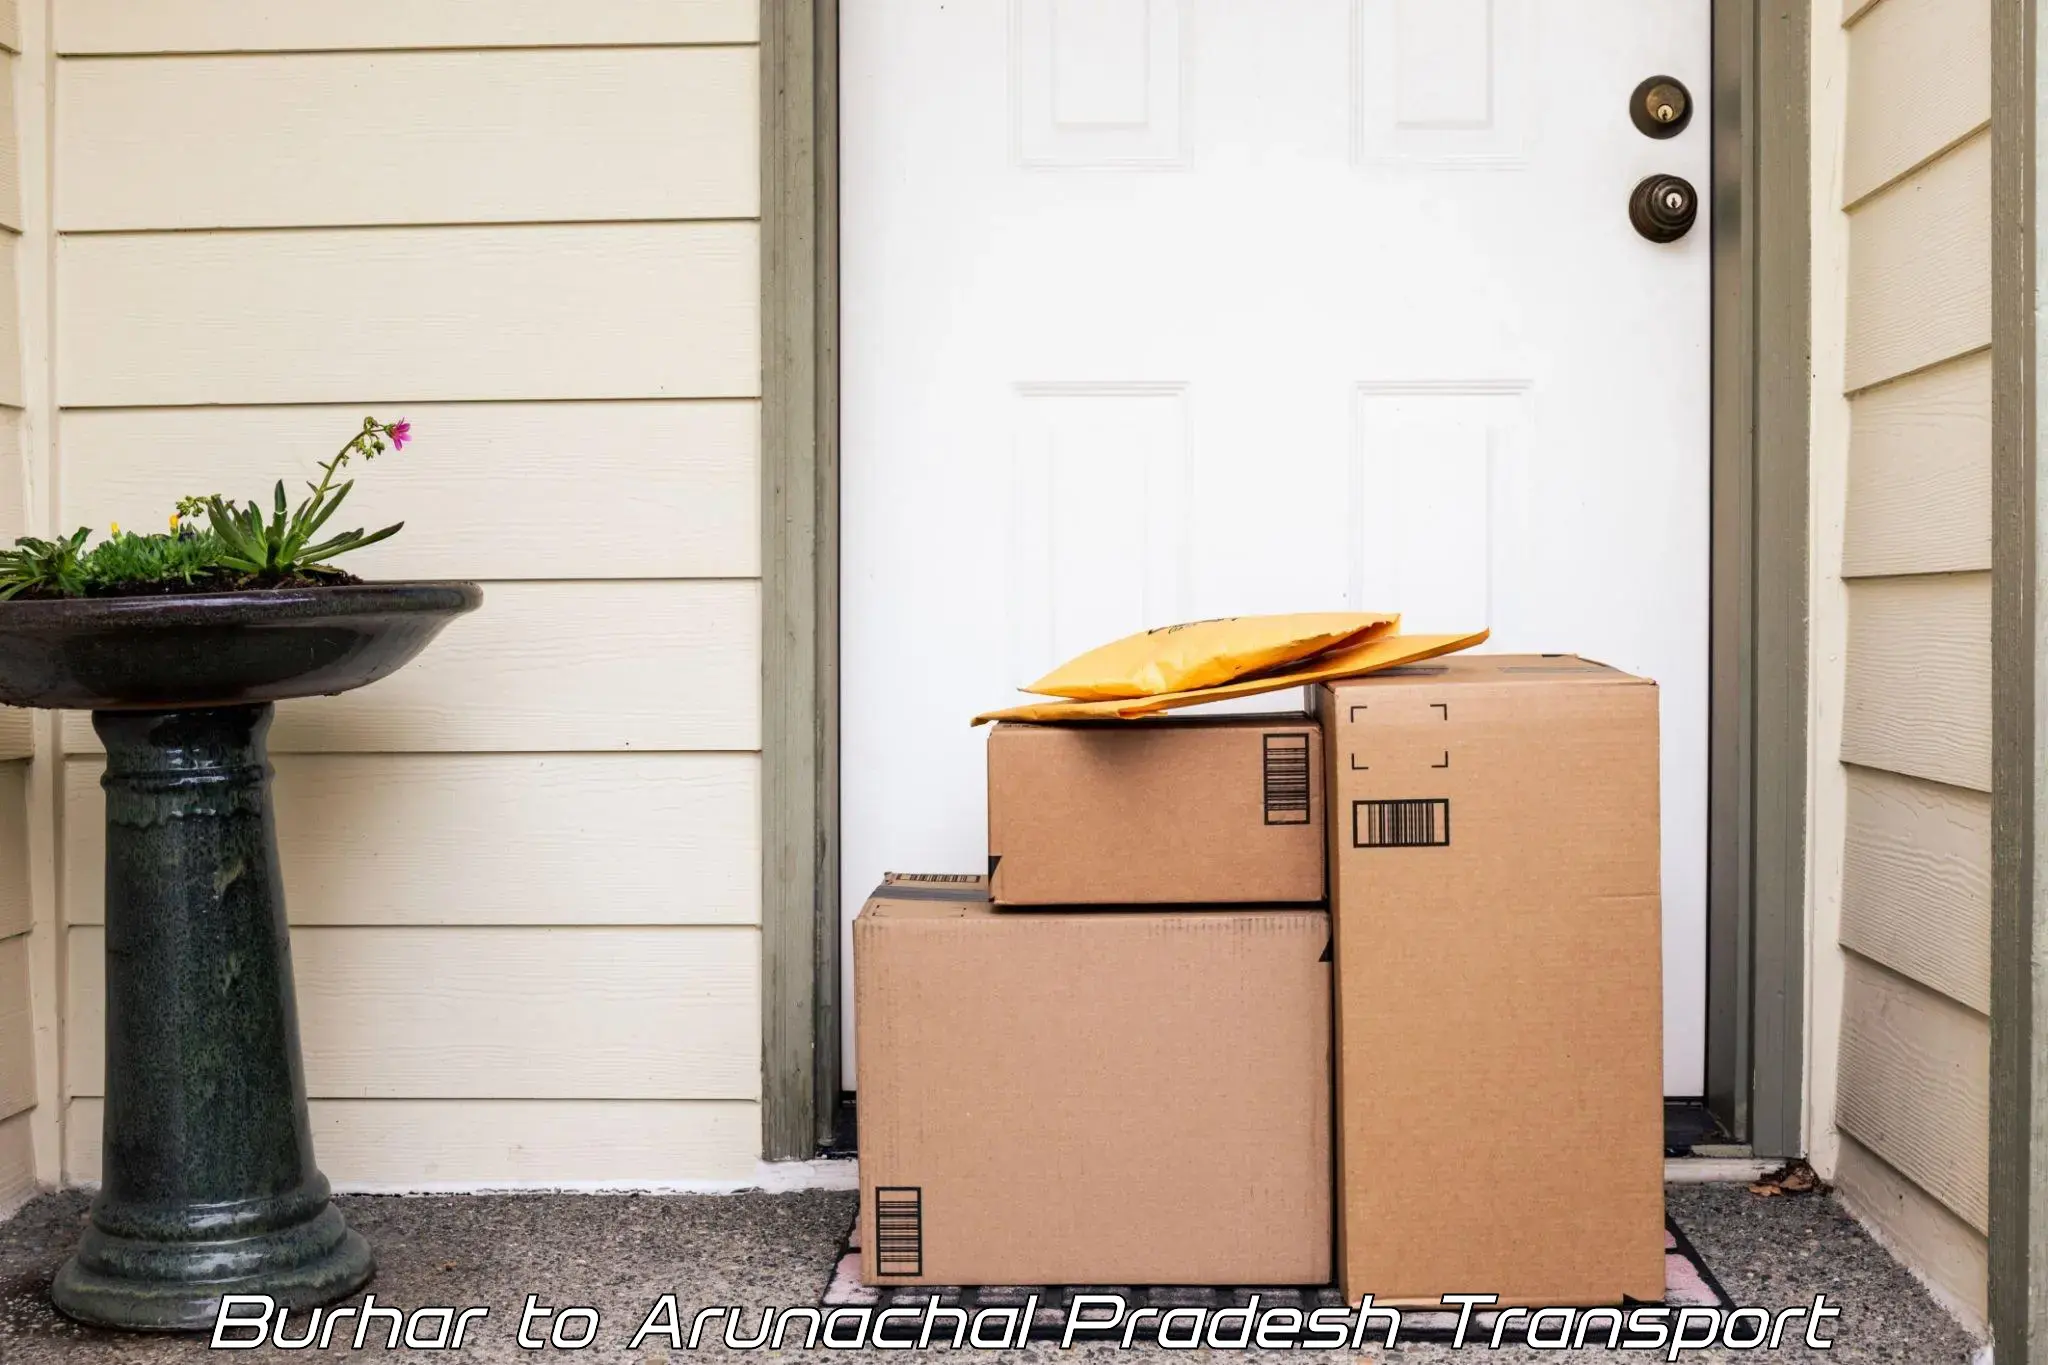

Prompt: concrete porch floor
[0,1183,1980,1362]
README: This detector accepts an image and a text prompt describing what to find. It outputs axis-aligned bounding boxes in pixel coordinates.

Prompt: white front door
[841,0,1711,1096]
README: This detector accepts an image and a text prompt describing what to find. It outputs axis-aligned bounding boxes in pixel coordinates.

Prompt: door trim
[1989,0,2047,1349]
[1703,1,1810,1158]
[763,1,1808,1159]
[761,0,841,1160]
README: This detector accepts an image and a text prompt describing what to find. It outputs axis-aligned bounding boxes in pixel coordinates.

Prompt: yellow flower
[109,522,120,536]
[169,512,180,531]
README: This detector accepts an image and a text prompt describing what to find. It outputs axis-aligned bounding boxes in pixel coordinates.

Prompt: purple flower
[388,420,411,451]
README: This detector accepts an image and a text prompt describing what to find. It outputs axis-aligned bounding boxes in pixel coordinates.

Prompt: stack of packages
[854,614,1666,1308]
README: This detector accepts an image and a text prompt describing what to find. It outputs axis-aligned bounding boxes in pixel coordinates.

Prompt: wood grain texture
[1844,0,1990,205]
[0,711,26,762]
[760,0,828,1162]
[58,48,758,231]
[0,1111,31,1218]
[57,224,759,407]
[64,1097,759,1187]
[54,0,758,54]
[1846,133,1990,393]
[61,401,760,580]
[1842,765,1992,1013]
[1842,573,1992,792]
[0,761,26,939]
[0,0,17,54]
[65,753,762,928]
[60,580,763,754]
[1844,352,1991,576]
[67,925,762,1100]
[1834,1132,1989,1330]
[1838,954,1991,1232]
[0,934,31,1121]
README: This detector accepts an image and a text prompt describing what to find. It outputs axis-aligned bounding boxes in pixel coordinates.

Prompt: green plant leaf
[300,520,403,564]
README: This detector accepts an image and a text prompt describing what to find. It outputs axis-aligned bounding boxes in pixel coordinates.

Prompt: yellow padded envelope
[1022,611,1399,700]
[974,629,1490,724]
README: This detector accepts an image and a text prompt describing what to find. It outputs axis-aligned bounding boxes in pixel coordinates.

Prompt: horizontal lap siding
[57,49,758,230]
[1845,132,1989,394]
[60,402,760,581]
[58,225,759,407]
[53,1,759,54]
[0,409,22,759]
[1833,0,1991,1296]
[66,926,762,1100]
[1837,955,1990,1233]
[63,1098,761,1189]
[57,580,762,754]
[0,2,32,1213]
[1841,574,1991,792]
[0,1111,30,1217]
[64,754,763,928]
[1843,0,1990,205]
[1833,1133,1990,1326]
[1843,353,1991,577]
[1841,767,1991,1014]
[50,12,766,1184]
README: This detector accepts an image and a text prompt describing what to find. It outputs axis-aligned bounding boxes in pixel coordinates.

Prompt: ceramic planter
[0,583,482,1331]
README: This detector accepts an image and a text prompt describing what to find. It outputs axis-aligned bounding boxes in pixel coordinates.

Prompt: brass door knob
[1631,75,1692,138]
[1629,174,1697,243]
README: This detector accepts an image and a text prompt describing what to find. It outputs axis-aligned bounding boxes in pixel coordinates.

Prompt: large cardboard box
[1317,655,1665,1306]
[854,875,1332,1285]
[987,716,1324,905]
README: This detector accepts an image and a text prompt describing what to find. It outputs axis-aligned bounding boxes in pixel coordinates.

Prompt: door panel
[842,0,1711,1094]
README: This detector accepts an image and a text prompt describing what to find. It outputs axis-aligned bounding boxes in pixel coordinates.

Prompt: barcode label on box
[875,1187,923,1276]
[1263,733,1312,825]
[1354,798,1450,848]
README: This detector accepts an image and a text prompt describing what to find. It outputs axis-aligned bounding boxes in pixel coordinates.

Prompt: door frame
[760,0,1811,1161]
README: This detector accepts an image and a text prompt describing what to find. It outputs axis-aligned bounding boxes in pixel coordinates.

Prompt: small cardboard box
[987,716,1324,905]
[1317,655,1665,1307]
[854,875,1332,1286]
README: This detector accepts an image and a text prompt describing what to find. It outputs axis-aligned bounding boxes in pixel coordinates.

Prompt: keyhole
[1630,76,1693,138]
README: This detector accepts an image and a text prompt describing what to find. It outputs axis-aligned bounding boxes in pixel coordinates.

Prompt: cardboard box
[987,716,1324,905]
[1317,655,1665,1307]
[854,875,1332,1286]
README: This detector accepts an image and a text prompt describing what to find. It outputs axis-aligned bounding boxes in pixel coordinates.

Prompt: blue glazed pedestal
[51,704,373,1331]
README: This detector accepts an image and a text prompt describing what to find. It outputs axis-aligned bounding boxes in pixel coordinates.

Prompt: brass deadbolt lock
[1630,174,1698,243]
[1630,75,1692,138]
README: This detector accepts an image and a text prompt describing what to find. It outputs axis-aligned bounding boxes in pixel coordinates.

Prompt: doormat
[820,1213,1732,1345]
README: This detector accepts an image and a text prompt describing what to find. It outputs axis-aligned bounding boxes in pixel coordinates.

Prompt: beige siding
[64,1098,761,1190]
[0,1110,31,1218]
[54,581,760,754]
[1841,767,1990,1014]
[64,754,763,928]
[1843,0,1990,205]
[61,402,760,581]
[1837,955,1989,1232]
[1826,0,1992,1310]
[1840,574,1990,792]
[57,49,758,230]
[1834,1134,1990,1330]
[41,9,766,1184]
[54,1,757,54]
[58,225,758,407]
[1845,132,1989,393]
[67,926,761,1100]
[1842,353,1991,577]
[0,0,37,1214]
